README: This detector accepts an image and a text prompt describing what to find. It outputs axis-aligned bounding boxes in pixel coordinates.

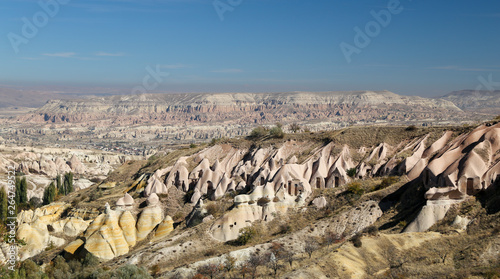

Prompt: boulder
[119,211,137,247]
[68,155,86,174]
[312,197,328,209]
[84,210,130,260]
[154,216,174,239]
[146,193,159,206]
[136,205,163,242]
[64,239,84,255]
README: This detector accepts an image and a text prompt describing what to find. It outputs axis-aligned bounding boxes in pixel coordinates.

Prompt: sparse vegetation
[249,124,285,139]
[257,196,270,206]
[0,187,7,221]
[372,176,399,191]
[249,126,268,139]
[347,182,365,196]
[405,125,417,131]
[15,176,28,205]
[6,122,500,279]
[269,126,285,139]
[235,226,257,245]
[42,182,57,205]
[304,237,319,258]
[347,168,357,178]
[351,233,362,248]
[290,123,301,133]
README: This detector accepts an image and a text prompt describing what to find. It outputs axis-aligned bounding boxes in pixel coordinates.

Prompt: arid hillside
[2,120,500,278]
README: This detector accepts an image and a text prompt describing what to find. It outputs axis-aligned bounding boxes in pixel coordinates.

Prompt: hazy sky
[1,0,499,96]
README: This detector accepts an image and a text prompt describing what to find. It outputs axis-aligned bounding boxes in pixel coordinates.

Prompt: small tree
[15,176,28,205]
[347,168,357,178]
[269,126,284,139]
[236,226,257,245]
[0,187,7,221]
[324,231,343,246]
[65,172,74,194]
[282,249,295,267]
[43,182,57,205]
[247,252,264,279]
[197,263,223,279]
[19,259,42,279]
[223,254,237,273]
[267,253,284,278]
[269,242,285,258]
[289,123,301,133]
[304,237,319,258]
[249,126,268,139]
[239,263,252,279]
[56,174,63,194]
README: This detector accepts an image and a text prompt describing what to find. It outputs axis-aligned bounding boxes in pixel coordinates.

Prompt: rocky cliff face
[442,90,500,113]
[16,91,464,128]
[6,91,496,149]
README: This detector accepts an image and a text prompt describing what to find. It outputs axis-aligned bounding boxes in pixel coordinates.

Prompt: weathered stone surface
[116,193,134,207]
[52,217,90,237]
[146,193,159,206]
[136,206,163,242]
[64,239,84,255]
[312,197,328,209]
[84,210,130,260]
[119,211,137,247]
[154,215,174,239]
[68,154,86,174]
[17,220,65,260]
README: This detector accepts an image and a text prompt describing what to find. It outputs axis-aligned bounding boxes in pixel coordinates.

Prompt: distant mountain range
[15,90,467,125]
[441,90,500,114]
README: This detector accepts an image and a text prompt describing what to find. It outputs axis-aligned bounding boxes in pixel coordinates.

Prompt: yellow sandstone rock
[119,211,137,247]
[64,239,84,255]
[136,206,163,242]
[154,215,174,240]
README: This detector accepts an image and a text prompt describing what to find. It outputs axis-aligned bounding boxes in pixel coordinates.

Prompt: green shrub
[269,126,285,139]
[15,176,28,205]
[236,226,257,245]
[63,172,74,194]
[398,220,407,228]
[108,265,153,279]
[257,197,271,206]
[405,125,417,131]
[364,225,379,236]
[205,203,219,216]
[43,182,57,205]
[347,168,357,178]
[373,176,399,191]
[351,234,362,248]
[249,126,268,139]
[347,182,364,196]
[19,259,43,279]
[0,187,7,221]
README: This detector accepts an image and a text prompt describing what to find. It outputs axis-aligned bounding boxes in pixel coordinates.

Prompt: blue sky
[1,0,499,96]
